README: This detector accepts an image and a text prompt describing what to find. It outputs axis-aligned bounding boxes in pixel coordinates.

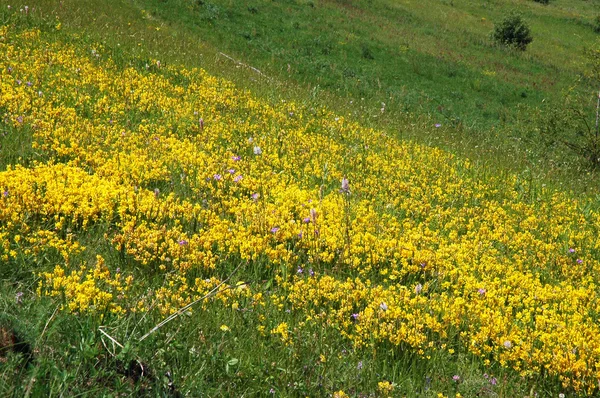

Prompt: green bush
[594,15,600,34]
[492,12,533,51]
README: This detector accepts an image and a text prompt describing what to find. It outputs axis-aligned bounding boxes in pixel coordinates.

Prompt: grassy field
[3,1,600,397]
[13,0,600,191]
[28,0,600,190]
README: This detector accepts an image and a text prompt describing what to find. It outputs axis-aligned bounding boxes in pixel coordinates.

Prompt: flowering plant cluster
[2,24,600,393]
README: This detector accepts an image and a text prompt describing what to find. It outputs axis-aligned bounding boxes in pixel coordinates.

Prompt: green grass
[17,0,600,194]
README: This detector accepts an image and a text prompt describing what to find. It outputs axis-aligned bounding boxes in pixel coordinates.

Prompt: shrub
[492,12,533,51]
[594,15,600,34]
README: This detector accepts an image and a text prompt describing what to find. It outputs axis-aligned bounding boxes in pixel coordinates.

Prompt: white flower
[253,146,262,155]
[415,284,423,294]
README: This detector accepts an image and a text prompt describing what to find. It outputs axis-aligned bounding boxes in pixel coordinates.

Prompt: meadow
[2,1,600,397]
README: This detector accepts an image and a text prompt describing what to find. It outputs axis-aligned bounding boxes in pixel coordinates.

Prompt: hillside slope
[2,14,600,395]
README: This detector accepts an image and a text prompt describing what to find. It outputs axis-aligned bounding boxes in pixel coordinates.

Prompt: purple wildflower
[577,259,583,264]
[453,375,460,382]
[503,340,512,349]
[357,361,363,370]
[16,116,23,124]
[270,227,280,234]
[15,292,23,304]
[380,302,388,311]
[26,81,32,87]
[178,239,188,246]
[234,175,243,183]
[297,267,303,274]
[2,190,8,197]
[490,377,498,385]
[351,313,359,321]
[302,217,311,223]
[213,174,222,181]
[227,168,235,174]
[269,388,275,394]
[251,193,259,200]
[435,123,442,128]
[308,268,314,277]
[569,248,575,253]
[232,155,241,161]
[478,288,486,295]
[340,177,350,194]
